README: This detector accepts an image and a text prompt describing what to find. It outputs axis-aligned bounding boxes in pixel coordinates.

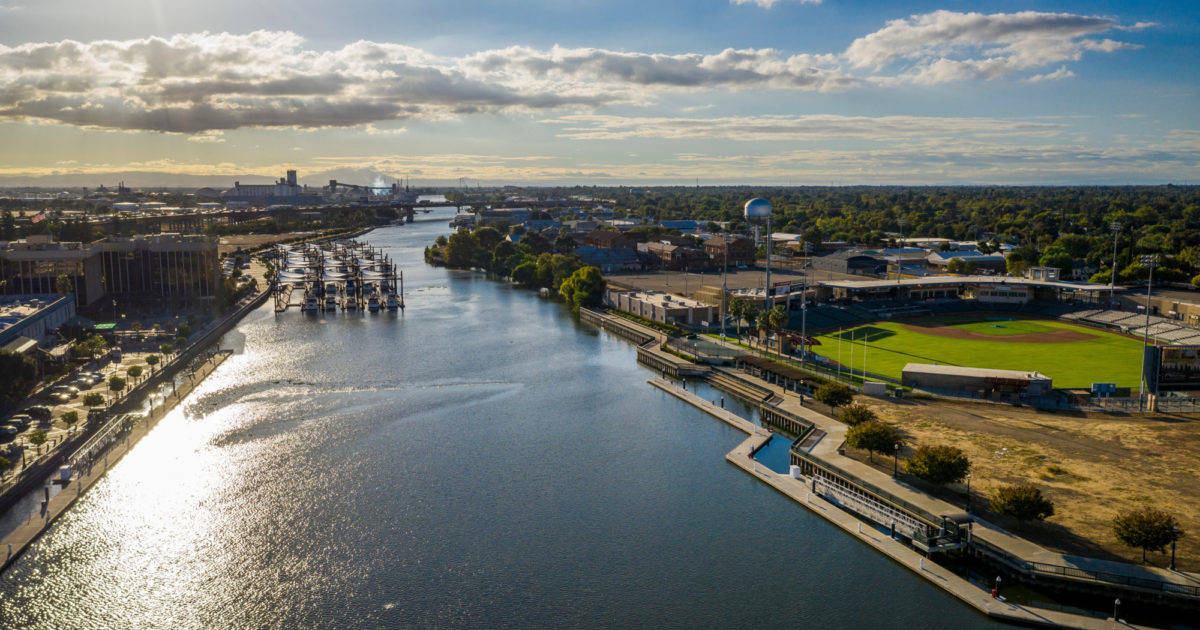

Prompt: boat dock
[271,239,404,313]
[646,377,1160,630]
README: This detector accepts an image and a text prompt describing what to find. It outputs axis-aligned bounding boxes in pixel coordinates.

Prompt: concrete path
[649,376,1155,629]
[0,352,228,575]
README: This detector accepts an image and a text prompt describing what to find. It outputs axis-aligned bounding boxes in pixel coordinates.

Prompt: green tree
[61,410,79,428]
[728,297,747,339]
[159,343,174,355]
[28,429,47,449]
[814,383,854,410]
[511,261,537,287]
[838,403,877,426]
[108,375,127,393]
[905,445,970,486]
[127,365,143,379]
[845,421,903,462]
[554,233,578,254]
[55,273,73,296]
[146,354,160,366]
[742,303,760,335]
[0,349,37,402]
[1113,508,1185,563]
[559,266,606,312]
[1039,245,1075,277]
[991,484,1055,522]
[176,323,191,338]
[0,455,9,473]
[1006,246,1038,276]
[491,240,518,273]
[444,230,479,268]
[83,392,105,406]
[1192,273,1200,289]
[946,258,978,275]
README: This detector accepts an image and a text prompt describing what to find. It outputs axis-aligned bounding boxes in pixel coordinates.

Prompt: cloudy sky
[0,0,1196,186]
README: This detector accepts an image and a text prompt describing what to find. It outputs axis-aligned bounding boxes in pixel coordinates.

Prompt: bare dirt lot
[219,233,313,256]
[843,397,1200,571]
[607,267,808,297]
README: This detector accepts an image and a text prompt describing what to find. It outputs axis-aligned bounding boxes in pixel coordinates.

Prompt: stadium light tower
[1138,253,1160,411]
[896,218,908,284]
[1109,222,1121,302]
[745,198,773,309]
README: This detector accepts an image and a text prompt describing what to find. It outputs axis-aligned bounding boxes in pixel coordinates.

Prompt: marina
[271,239,405,313]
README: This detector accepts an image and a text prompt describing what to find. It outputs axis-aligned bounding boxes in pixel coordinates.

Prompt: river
[0,210,999,628]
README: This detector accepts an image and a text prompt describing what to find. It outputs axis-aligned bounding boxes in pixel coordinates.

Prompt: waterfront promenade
[0,350,229,574]
[648,377,1156,629]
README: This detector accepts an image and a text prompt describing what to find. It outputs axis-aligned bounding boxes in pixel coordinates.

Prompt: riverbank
[648,377,1156,630]
[0,349,230,574]
[582,309,1198,628]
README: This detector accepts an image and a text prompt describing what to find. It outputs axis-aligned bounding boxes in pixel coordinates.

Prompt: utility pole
[1109,221,1121,303]
[721,235,728,340]
[801,243,809,369]
[1138,253,1160,412]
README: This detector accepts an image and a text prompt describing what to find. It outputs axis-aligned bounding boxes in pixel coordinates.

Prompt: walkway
[0,351,229,574]
[649,376,1156,629]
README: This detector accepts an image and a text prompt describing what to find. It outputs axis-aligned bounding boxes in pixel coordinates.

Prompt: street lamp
[896,218,907,285]
[1113,598,1120,621]
[1138,253,1160,411]
[1109,221,1121,302]
[966,473,973,513]
[893,442,901,477]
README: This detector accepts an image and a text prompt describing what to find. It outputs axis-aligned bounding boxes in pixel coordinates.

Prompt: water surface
[0,211,999,628]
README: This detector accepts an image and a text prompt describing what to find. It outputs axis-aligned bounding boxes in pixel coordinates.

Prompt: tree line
[425,225,605,312]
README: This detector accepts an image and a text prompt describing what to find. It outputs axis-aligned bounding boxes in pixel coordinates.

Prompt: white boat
[386,293,401,310]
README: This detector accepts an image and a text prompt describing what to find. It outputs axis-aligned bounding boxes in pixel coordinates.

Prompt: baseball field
[808,316,1145,389]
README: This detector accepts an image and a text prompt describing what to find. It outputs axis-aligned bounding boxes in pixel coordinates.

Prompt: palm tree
[728,297,746,340]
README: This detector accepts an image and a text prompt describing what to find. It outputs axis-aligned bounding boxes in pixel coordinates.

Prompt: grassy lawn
[808,319,1144,388]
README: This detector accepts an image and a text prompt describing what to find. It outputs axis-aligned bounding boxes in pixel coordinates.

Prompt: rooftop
[902,362,1051,381]
[617,289,709,309]
[820,275,1114,292]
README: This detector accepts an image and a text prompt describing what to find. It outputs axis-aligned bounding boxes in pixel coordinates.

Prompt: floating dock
[271,239,404,313]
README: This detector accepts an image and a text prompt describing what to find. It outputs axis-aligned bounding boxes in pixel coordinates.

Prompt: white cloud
[0,31,606,133]
[847,10,1145,84]
[1027,66,1075,82]
[544,113,1063,141]
[461,45,853,92]
[0,11,1149,134]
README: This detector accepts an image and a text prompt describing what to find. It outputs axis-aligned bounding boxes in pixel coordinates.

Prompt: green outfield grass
[807,318,1144,388]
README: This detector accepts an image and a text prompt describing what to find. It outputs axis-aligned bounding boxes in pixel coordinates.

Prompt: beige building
[604,288,716,326]
[1,234,219,307]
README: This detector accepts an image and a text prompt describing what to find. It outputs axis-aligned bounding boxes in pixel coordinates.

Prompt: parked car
[41,392,71,404]
[0,426,19,442]
[7,414,31,430]
[110,348,123,362]
[51,385,80,396]
[25,405,52,420]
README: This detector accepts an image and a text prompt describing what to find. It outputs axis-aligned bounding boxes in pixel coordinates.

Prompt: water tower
[744,198,773,308]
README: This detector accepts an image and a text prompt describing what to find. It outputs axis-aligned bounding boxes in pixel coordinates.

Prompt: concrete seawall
[647,376,1152,630]
[0,350,230,575]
